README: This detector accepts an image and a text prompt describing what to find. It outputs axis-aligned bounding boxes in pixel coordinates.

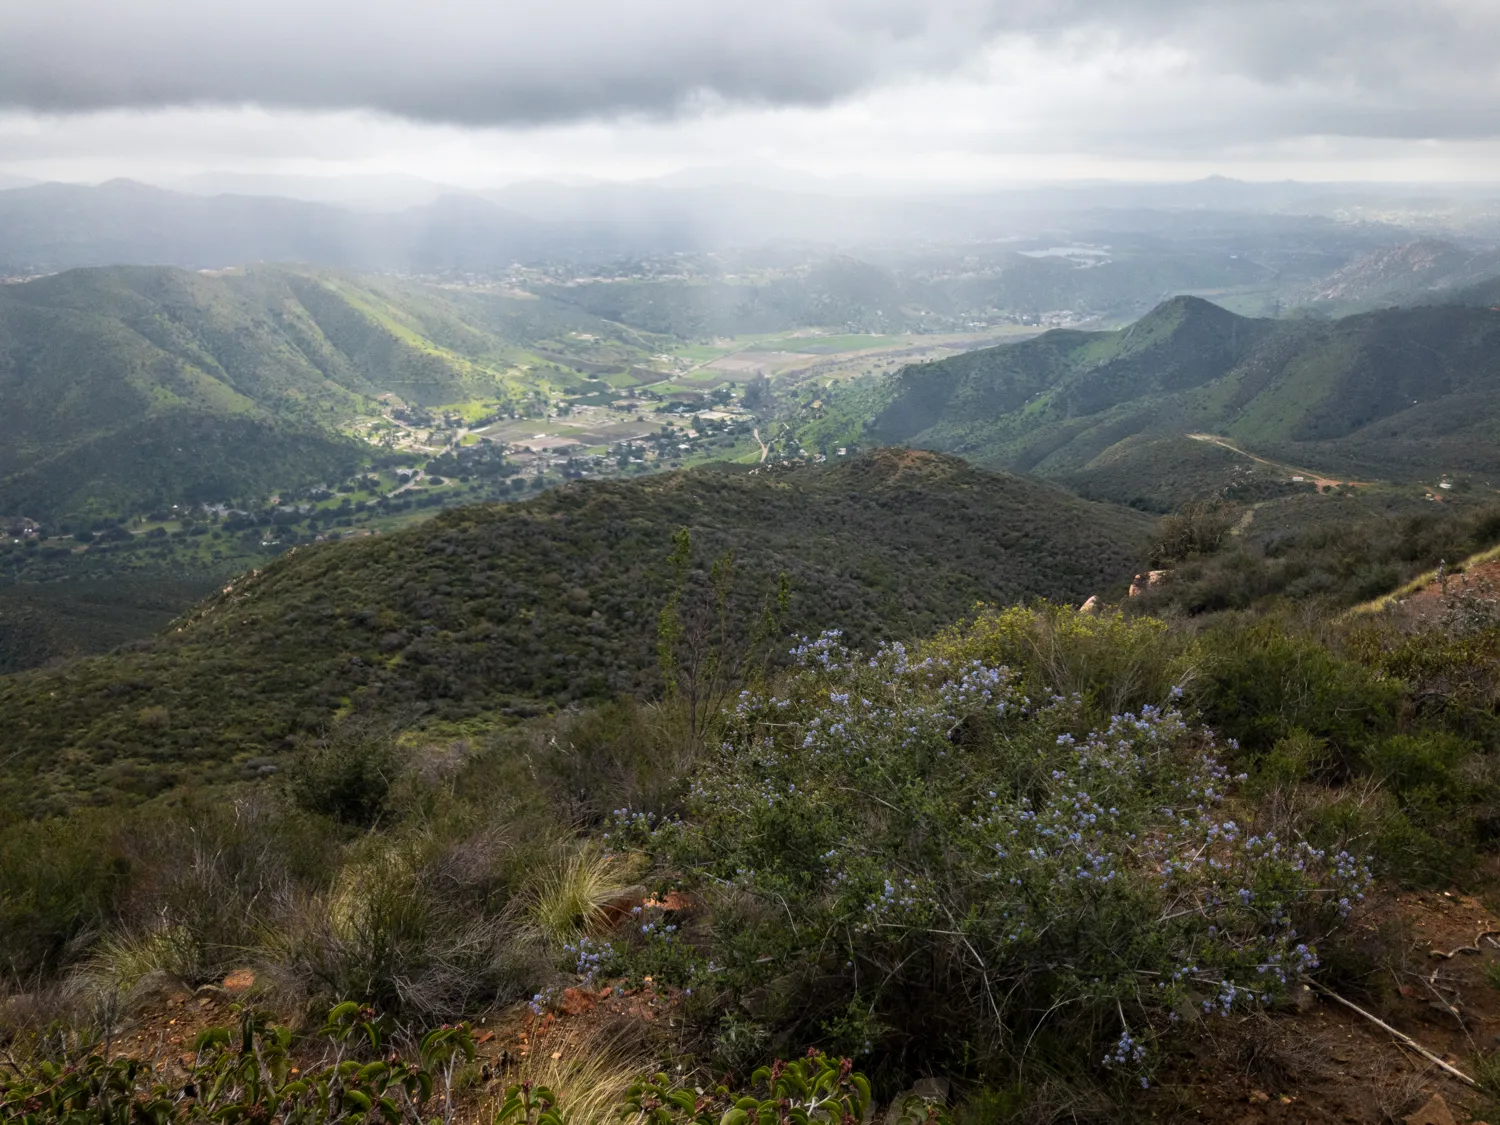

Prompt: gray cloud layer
[0,0,1496,140]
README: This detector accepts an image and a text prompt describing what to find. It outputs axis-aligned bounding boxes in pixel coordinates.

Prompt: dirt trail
[752,426,770,462]
[1229,503,1262,536]
[1185,433,1360,491]
[388,469,425,496]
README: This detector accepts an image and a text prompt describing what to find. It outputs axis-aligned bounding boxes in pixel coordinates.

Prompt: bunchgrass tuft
[530,844,637,944]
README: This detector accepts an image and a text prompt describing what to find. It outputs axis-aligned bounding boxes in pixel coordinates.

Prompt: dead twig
[1429,928,1500,960]
[1308,980,1476,1088]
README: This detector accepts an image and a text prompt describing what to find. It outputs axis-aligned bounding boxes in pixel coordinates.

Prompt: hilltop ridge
[829,292,1500,501]
[0,450,1151,813]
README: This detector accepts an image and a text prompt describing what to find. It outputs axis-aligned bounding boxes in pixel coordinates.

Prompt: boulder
[125,970,191,1013]
[1405,1093,1455,1125]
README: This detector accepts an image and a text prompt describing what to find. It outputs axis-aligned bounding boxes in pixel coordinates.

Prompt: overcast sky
[1,0,1499,188]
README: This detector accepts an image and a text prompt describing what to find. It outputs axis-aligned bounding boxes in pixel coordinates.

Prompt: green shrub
[610,619,1370,1083]
[290,733,400,827]
[261,828,541,1019]
[927,604,1193,724]
[539,698,689,824]
[1254,730,1329,790]
[0,1001,475,1124]
[0,813,128,981]
[1366,731,1473,795]
[1357,612,1500,741]
[1196,621,1399,764]
[1150,501,1233,566]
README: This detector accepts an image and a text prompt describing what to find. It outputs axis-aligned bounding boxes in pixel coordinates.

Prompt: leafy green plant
[619,1051,879,1125]
[0,1001,473,1124]
[291,733,401,828]
[494,1082,568,1125]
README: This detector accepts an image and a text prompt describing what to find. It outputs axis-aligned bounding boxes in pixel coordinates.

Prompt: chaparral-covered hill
[813,294,1500,506]
[0,449,1152,814]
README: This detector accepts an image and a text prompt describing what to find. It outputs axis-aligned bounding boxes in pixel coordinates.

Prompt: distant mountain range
[0,178,1413,292]
[0,180,579,273]
[822,292,1500,501]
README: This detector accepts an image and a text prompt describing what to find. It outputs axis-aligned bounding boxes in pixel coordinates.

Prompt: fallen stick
[1430,928,1500,960]
[1308,980,1476,1088]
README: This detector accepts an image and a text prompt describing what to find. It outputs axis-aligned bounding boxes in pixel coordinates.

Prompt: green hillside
[0,576,223,673]
[0,449,1151,813]
[839,295,1500,498]
[0,265,663,520]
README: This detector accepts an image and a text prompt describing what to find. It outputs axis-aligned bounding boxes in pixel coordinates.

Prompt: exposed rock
[643,890,697,914]
[1405,1093,1455,1125]
[1080,595,1100,614]
[222,968,256,996]
[600,885,650,928]
[126,970,191,1013]
[1129,570,1171,598]
[559,987,597,1017]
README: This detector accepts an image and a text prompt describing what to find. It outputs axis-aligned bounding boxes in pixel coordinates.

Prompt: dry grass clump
[508,1018,658,1125]
[529,844,639,944]
[72,925,203,996]
[255,826,544,1020]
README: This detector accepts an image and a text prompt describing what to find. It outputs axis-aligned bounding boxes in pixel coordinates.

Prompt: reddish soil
[101,883,1500,1124]
[1145,887,1500,1123]
[1391,563,1500,620]
[107,973,678,1124]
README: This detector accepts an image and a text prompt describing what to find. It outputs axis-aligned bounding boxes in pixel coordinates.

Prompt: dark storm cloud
[0,0,1497,141]
[0,0,1012,124]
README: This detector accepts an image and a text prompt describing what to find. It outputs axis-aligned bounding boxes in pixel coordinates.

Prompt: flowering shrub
[614,623,1371,1080]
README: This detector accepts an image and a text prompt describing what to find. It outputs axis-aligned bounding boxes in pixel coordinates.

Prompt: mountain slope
[853,295,1500,492]
[0,264,658,519]
[1309,239,1500,309]
[0,450,1152,813]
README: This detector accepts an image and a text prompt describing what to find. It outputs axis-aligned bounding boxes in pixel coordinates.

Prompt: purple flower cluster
[651,624,1373,1087]
[562,936,615,987]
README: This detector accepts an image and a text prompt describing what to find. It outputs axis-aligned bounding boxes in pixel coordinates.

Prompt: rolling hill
[0,450,1153,813]
[838,294,1500,502]
[0,263,660,519]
